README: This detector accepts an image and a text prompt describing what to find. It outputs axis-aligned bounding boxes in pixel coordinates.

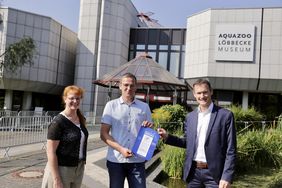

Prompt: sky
[1,0,282,32]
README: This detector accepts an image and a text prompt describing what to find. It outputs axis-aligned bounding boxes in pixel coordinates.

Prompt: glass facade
[129,28,186,79]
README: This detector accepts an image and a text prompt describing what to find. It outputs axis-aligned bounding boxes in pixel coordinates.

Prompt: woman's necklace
[62,111,79,124]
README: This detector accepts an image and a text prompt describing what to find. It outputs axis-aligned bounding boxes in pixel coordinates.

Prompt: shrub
[161,104,187,125]
[151,108,171,128]
[152,104,187,133]
[236,129,282,172]
[230,105,264,121]
[268,170,282,188]
[152,105,187,150]
[229,105,264,131]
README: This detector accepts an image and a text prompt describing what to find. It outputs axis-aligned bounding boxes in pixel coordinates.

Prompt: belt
[193,161,208,169]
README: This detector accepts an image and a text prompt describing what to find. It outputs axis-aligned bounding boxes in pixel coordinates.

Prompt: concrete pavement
[0,132,165,188]
[0,133,108,188]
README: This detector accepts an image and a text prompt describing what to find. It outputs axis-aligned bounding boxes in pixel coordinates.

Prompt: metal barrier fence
[0,110,60,117]
[0,110,18,117]
[0,114,100,158]
[0,116,52,158]
[236,120,278,130]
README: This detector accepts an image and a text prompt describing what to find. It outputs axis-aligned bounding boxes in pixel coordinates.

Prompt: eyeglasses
[67,97,81,101]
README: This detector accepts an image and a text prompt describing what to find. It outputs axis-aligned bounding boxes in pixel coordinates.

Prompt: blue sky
[2,0,282,32]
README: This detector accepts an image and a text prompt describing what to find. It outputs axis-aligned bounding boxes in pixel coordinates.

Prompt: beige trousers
[41,161,85,188]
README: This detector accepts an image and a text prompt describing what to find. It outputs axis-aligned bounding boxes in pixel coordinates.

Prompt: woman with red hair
[43,85,88,188]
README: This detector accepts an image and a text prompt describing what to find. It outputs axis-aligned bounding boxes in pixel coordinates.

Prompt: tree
[0,37,37,73]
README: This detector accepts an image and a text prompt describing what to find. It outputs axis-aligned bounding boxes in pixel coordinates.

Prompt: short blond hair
[120,73,137,84]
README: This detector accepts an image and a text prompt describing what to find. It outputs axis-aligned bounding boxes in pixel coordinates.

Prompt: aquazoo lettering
[218,33,252,39]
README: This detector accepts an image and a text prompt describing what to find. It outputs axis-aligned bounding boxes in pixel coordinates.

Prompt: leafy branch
[0,37,37,73]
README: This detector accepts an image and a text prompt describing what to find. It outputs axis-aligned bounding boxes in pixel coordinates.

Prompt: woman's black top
[47,114,89,167]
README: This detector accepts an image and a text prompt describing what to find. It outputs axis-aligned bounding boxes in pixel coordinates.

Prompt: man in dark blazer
[158,79,236,188]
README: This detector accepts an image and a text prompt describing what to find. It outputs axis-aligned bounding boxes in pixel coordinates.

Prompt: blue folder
[132,126,160,160]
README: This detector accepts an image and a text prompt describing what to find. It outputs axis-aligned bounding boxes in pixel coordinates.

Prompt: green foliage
[161,104,187,124]
[161,145,185,179]
[268,170,282,188]
[152,104,187,133]
[236,129,282,172]
[230,105,264,121]
[152,108,171,127]
[0,37,37,73]
[229,105,264,131]
[232,167,282,187]
[160,130,185,179]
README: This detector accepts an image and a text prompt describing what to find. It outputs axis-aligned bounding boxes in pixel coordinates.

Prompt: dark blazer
[165,104,236,184]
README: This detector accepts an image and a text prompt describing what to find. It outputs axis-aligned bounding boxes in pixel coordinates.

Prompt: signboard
[214,24,255,62]
[34,107,43,116]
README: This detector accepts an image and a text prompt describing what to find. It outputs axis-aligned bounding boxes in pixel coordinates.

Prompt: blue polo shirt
[101,97,152,163]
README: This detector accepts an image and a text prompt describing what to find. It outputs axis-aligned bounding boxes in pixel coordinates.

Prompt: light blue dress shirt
[101,97,152,163]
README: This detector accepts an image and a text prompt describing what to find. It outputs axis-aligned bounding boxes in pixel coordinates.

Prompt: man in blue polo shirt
[100,72,153,188]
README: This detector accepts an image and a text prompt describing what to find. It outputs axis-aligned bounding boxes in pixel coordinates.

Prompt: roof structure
[93,54,189,92]
[137,12,162,28]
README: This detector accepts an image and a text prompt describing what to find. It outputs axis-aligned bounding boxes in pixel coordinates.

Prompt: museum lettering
[218,46,251,52]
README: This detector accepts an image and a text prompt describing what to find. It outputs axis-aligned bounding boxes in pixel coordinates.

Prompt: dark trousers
[187,166,218,188]
[106,160,146,188]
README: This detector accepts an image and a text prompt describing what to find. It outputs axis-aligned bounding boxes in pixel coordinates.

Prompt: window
[148,45,157,50]
[171,45,180,51]
[148,52,156,61]
[159,45,168,50]
[158,52,168,69]
[159,30,170,45]
[148,30,158,44]
[136,44,145,50]
[172,30,182,44]
[170,52,180,76]
[136,51,146,57]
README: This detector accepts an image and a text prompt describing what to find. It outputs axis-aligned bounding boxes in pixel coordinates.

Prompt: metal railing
[0,110,60,117]
[235,120,279,133]
[0,110,18,117]
[0,112,100,158]
[0,116,52,158]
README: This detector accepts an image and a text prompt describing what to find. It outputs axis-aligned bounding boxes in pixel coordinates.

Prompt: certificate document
[132,127,160,160]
